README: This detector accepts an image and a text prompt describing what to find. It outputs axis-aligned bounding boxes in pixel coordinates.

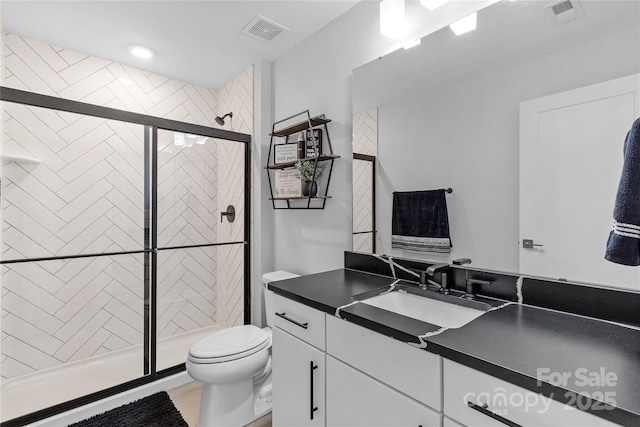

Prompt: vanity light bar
[380,0,407,38]
[403,39,421,49]
[420,0,450,11]
[449,12,477,36]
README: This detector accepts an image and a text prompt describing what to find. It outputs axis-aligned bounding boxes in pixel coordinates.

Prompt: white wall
[252,61,275,326]
[375,25,640,273]
[271,0,495,274]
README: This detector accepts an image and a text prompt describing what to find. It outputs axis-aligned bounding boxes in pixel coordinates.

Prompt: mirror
[352,0,640,290]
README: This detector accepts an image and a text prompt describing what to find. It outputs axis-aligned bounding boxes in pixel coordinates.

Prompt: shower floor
[1,326,220,422]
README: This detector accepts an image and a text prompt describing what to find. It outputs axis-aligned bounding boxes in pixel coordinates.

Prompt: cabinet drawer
[326,314,441,411]
[272,293,326,350]
[327,356,441,427]
[444,359,619,427]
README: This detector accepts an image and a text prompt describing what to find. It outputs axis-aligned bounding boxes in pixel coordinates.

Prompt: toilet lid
[188,325,269,363]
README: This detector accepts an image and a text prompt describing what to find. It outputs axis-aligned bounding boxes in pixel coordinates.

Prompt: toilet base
[196,376,272,427]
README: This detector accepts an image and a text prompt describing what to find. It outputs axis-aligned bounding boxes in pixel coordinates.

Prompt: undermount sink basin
[357,289,488,329]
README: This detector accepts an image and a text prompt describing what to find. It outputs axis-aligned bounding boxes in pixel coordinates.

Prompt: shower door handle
[309,361,318,420]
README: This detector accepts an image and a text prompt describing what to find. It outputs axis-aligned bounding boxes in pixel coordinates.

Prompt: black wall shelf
[266,110,339,209]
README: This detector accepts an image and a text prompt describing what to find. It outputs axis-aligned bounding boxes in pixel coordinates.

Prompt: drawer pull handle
[310,361,318,420]
[276,312,309,329]
[467,401,522,427]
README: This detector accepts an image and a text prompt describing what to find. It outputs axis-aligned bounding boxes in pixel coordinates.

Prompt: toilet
[186,271,299,427]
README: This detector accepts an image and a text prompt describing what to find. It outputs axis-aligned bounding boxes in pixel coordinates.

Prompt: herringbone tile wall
[353,109,378,156]
[352,109,378,253]
[0,34,253,379]
[214,66,252,328]
[2,34,220,127]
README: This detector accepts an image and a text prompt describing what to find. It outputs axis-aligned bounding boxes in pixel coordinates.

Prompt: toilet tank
[262,271,299,327]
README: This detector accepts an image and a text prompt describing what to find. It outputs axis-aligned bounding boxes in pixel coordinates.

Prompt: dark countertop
[269,268,640,426]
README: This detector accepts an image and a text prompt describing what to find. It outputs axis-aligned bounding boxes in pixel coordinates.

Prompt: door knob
[522,239,543,249]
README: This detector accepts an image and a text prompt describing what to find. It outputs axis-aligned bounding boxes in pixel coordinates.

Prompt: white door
[520,73,640,289]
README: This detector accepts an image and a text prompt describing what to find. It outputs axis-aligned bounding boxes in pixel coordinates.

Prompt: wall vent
[242,15,289,43]
[545,0,584,25]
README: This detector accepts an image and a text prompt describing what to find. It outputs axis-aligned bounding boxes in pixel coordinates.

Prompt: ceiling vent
[242,15,289,43]
[545,0,584,25]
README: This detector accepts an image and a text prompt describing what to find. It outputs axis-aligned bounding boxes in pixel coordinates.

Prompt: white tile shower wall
[352,109,378,156]
[2,35,219,126]
[215,66,253,328]
[0,34,252,378]
[352,109,377,253]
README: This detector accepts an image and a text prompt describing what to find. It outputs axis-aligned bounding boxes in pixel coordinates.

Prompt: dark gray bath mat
[68,391,188,427]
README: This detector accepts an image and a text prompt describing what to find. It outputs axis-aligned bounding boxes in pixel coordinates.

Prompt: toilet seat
[188,325,269,364]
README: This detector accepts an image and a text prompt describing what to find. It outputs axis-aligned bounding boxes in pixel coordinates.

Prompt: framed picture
[274,143,299,164]
[274,169,302,198]
[305,129,323,158]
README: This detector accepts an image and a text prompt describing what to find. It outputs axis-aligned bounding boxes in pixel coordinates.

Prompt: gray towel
[605,117,640,266]
[391,190,452,253]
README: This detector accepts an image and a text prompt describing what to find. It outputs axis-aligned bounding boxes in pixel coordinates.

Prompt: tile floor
[168,381,272,427]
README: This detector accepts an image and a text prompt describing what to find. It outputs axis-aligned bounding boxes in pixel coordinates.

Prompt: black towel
[605,117,640,266]
[392,190,452,253]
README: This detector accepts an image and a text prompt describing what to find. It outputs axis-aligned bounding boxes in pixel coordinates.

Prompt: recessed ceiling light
[449,12,477,36]
[128,44,155,59]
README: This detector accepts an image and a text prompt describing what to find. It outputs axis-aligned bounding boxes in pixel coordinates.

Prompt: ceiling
[0,0,360,89]
[354,0,640,111]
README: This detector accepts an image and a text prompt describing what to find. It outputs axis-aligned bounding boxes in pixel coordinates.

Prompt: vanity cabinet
[271,292,621,427]
[271,294,326,426]
[443,359,618,427]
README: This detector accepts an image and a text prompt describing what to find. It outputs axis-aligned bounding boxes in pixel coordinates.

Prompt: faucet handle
[465,278,492,299]
[419,271,428,286]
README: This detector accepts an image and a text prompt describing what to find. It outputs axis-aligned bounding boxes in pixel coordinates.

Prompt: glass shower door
[0,102,148,421]
[0,90,251,424]
[155,130,246,371]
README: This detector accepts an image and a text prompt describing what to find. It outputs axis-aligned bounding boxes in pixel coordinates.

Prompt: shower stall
[0,87,251,425]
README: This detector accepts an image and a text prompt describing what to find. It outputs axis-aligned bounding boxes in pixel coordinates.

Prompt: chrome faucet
[420,263,450,293]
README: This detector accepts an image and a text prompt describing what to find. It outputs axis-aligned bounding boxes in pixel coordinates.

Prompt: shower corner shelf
[1,153,42,164]
[266,110,340,210]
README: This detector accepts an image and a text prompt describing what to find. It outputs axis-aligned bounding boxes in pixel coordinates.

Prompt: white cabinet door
[326,356,441,427]
[272,327,325,427]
